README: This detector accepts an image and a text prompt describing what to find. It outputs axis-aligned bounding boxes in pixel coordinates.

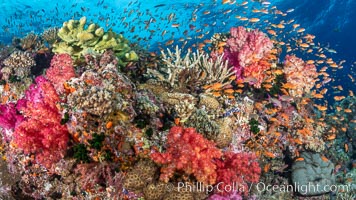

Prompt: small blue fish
[222,107,240,117]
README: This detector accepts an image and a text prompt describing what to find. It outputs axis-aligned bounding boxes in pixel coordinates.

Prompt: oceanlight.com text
[175,182,351,194]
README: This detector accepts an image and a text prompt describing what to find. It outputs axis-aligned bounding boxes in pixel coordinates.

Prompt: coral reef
[0,13,353,200]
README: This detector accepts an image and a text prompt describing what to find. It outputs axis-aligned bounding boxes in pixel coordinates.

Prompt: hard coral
[2,51,36,80]
[215,152,261,196]
[53,16,138,67]
[45,53,76,94]
[151,126,222,185]
[13,76,69,169]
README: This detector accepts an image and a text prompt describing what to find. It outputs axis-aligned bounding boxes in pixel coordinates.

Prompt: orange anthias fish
[295,157,304,161]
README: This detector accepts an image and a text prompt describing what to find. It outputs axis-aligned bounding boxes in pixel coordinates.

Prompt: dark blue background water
[0,0,355,103]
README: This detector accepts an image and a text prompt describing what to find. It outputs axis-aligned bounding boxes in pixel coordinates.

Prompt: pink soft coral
[45,53,76,94]
[13,76,69,168]
[151,126,222,185]
[214,26,273,84]
[283,54,318,97]
[0,103,24,141]
[215,152,261,197]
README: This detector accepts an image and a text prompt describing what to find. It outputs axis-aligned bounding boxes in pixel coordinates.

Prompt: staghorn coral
[45,53,76,94]
[147,45,233,92]
[283,54,318,97]
[42,27,60,46]
[147,45,201,88]
[13,76,69,169]
[151,126,222,185]
[19,32,43,51]
[53,16,138,66]
[2,51,36,80]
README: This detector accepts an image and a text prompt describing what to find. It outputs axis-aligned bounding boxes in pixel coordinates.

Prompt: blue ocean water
[0,0,355,102]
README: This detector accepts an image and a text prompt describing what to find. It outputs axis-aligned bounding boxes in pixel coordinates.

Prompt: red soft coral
[151,126,222,185]
[13,76,68,169]
[45,53,76,94]
[215,152,261,196]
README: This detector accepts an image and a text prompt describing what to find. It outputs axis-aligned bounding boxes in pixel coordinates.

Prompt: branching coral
[13,76,69,168]
[19,32,43,51]
[42,27,59,46]
[283,54,318,97]
[45,53,76,94]
[151,126,222,185]
[147,45,233,91]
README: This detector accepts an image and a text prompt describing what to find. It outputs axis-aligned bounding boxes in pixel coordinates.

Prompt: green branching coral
[53,16,138,67]
[249,118,260,134]
[88,132,105,150]
[73,144,90,163]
